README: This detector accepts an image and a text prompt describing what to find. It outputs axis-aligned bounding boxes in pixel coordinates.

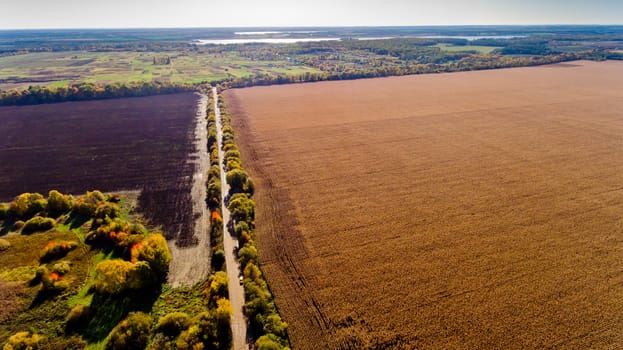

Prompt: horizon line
[2,24,623,31]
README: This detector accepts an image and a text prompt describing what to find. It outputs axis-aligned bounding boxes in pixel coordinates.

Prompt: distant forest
[1,26,623,105]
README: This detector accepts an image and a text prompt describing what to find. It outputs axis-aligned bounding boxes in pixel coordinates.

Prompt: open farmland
[225,61,623,349]
[0,51,321,90]
[0,93,200,246]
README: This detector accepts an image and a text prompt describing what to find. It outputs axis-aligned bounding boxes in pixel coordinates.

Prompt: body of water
[234,31,323,35]
[194,34,528,45]
[419,35,527,41]
[195,37,340,45]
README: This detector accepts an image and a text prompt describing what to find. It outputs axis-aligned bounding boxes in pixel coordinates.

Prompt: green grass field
[0,51,322,90]
[434,43,498,54]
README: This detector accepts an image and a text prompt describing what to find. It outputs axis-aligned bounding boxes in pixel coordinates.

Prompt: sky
[1,0,622,29]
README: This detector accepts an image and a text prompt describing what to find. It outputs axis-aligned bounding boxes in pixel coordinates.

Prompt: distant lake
[195,38,340,45]
[419,35,527,41]
[234,31,323,35]
[194,34,528,45]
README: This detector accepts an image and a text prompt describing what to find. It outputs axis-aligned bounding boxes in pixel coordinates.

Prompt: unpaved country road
[214,87,250,349]
[167,92,211,287]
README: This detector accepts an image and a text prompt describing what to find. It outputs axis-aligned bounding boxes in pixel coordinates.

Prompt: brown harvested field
[225,61,623,349]
[0,93,199,245]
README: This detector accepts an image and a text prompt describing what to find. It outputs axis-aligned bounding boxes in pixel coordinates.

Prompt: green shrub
[0,238,11,251]
[222,125,235,137]
[51,261,72,275]
[0,203,8,220]
[208,130,217,150]
[210,148,220,166]
[46,190,73,217]
[255,333,289,350]
[263,314,288,339]
[207,181,221,210]
[238,244,258,268]
[207,271,228,301]
[226,169,248,194]
[155,312,190,336]
[234,221,250,236]
[215,298,233,336]
[176,312,219,350]
[105,312,152,350]
[86,217,146,248]
[243,262,263,283]
[208,165,220,179]
[130,233,171,279]
[226,158,242,171]
[224,149,241,161]
[94,260,137,294]
[73,190,105,217]
[244,284,272,320]
[38,265,70,293]
[9,193,47,219]
[175,325,202,350]
[94,202,120,219]
[222,143,238,152]
[3,331,45,350]
[65,305,93,332]
[211,249,225,271]
[40,240,78,261]
[22,216,56,234]
[94,259,156,295]
[125,261,154,291]
[228,193,255,224]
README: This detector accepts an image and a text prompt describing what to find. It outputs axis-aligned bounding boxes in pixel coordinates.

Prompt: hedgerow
[206,93,225,271]
[22,216,56,234]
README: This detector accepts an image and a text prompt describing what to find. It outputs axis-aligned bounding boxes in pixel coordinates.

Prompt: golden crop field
[224,61,623,349]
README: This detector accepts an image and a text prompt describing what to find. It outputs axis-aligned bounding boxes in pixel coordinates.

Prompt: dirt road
[214,87,250,349]
[167,92,211,287]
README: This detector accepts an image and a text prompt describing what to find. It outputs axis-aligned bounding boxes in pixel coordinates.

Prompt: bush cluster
[1,81,196,107]
[85,217,146,249]
[73,190,106,217]
[0,203,9,220]
[40,240,78,262]
[206,99,226,271]
[175,300,232,350]
[33,264,70,293]
[94,232,171,295]
[46,190,74,217]
[8,193,47,220]
[148,297,232,350]
[21,216,56,234]
[219,94,290,349]
[219,104,254,197]
[106,312,153,350]
[156,312,191,336]
[65,305,93,332]
[0,190,74,226]
[3,331,45,350]
[0,190,176,349]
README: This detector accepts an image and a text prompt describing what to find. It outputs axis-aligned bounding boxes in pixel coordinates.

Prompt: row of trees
[0,80,195,106]
[220,51,593,89]
[218,93,291,350]
[206,92,226,271]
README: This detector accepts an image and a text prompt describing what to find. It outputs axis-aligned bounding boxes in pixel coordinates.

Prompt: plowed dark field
[225,61,623,349]
[0,93,199,245]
